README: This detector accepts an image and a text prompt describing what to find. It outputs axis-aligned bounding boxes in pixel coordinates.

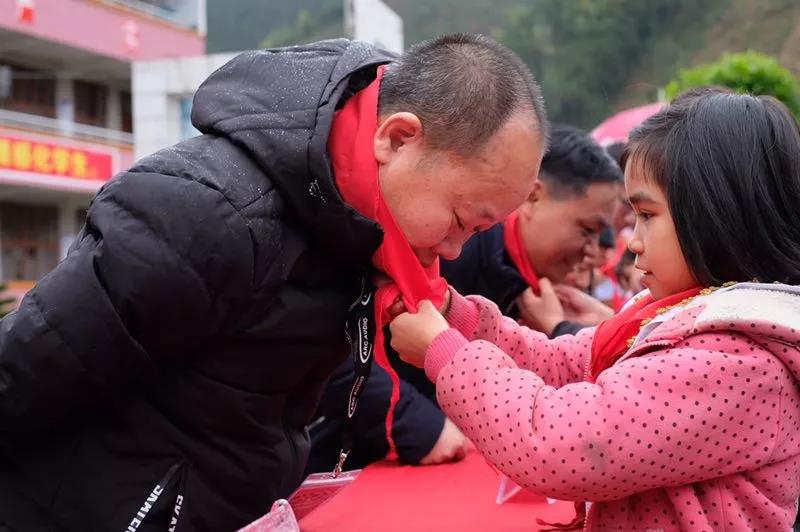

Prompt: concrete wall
[345,0,403,54]
[132,52,236,159]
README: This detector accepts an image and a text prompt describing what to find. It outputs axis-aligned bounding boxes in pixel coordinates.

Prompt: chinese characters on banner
[0,134,114,181]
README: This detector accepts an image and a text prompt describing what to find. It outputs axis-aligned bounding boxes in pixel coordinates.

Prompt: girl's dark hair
[624,87,800,286]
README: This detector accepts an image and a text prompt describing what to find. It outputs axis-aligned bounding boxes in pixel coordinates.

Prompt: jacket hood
[642,283,800,383]
[191,39,395,268]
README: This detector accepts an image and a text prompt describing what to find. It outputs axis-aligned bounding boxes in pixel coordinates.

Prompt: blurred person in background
[616,249,643,298]
[606,141,636,243]
[518,144,645,335]
[589,227,619,305]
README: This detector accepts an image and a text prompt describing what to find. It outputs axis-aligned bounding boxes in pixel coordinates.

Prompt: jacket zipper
[618,339,675,365]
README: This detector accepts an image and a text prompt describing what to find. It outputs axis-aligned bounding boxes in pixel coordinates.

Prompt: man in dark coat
[0,34,548,531]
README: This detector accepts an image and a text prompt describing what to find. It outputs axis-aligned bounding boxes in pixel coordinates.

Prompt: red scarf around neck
[503,210,541,295]
[589,285,702,382]
[328,67,448,457]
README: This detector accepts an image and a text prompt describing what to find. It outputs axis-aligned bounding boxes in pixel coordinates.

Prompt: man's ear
[527,179,545,203]
[374,112,424,164]
[519,179,545,220]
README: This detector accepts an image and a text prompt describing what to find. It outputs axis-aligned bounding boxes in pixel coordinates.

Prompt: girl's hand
[389,300,450,368]
[374,274,452,318]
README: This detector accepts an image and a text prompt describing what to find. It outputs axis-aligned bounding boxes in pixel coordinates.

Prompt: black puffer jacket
[0,40,392,532]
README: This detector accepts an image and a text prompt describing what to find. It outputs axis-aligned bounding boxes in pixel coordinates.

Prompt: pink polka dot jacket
[425,283,800,531]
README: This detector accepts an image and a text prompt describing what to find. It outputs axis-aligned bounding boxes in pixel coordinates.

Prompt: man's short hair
[378,33,549,156]
[539,125,623,199]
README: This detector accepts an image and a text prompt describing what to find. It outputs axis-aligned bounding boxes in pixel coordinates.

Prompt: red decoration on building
[123,19,140,54]
[16,0,36,24]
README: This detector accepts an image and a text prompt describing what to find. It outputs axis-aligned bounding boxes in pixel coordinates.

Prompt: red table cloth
[299,449,577,531]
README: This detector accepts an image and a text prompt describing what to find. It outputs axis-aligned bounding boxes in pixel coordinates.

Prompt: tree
[497,0,714,127]
[260,0,343,49]
[665,51,800,117]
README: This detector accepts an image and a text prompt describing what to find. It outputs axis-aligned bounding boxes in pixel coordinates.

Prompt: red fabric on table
[299,449,576,531]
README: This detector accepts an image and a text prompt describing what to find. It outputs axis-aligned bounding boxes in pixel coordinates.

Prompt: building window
[120,91,133,133]
[180,96,199,140]
[0,202,59,281]
[0,63,56,118]
[74,80,108,128]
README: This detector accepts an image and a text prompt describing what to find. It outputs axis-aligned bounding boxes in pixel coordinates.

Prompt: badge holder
[287,468,361,520]
[237,499,300,532]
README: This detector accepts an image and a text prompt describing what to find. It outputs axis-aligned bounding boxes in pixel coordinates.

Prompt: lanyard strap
[335,276,377,476]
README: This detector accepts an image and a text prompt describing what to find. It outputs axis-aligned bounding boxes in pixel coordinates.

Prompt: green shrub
[665,51,800,117]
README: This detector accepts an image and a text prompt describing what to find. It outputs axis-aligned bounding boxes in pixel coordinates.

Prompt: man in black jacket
[0,34,548,531]
[309,125,620,474]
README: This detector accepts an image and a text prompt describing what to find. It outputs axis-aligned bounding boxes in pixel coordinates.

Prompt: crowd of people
[1,32,800,532]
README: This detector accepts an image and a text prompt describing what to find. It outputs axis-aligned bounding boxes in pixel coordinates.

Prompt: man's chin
[419,256,437,268]
[412,248,438,267]
[539,267,570,284]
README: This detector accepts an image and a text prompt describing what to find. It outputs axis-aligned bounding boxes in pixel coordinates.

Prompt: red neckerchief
[328,67,447,458]
[503,210,541,295]
[589,286,702,382]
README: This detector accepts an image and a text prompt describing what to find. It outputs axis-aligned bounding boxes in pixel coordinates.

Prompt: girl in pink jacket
[390,88,800,531]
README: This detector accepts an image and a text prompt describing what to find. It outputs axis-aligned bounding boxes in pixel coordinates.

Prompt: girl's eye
[637,211,652,222]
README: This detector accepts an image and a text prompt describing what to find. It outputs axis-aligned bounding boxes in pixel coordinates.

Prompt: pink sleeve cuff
[444,287,480,339]
[424,328,469,382]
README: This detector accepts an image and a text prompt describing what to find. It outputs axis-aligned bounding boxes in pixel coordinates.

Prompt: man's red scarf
[589,285,701,382]
[328,67,447,457]
[503,210,541,295]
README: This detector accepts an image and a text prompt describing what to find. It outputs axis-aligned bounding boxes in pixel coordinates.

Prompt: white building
[0,0,205,302]
[133,53,235,159]
[344,0,404,54]
[133,0,403,158]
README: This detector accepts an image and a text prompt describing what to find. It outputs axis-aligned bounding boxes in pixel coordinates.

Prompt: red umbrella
[591,102,663,146]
